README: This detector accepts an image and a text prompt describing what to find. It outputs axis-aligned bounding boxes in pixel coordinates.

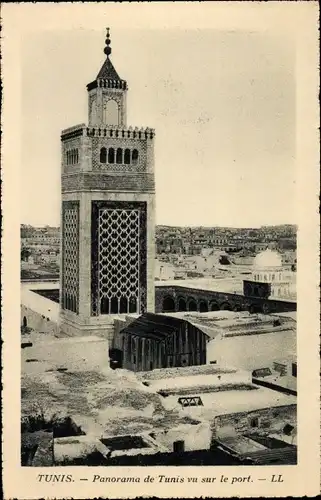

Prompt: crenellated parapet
[87,78,128,91]
[61,124,155,142]
[61,124,86,141]
[86,125,155,140]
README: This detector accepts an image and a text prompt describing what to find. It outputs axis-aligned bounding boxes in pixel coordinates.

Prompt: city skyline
[20,221,297,231]
[21,28,296,228]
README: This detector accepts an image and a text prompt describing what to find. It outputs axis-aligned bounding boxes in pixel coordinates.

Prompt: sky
[20,23,297,228]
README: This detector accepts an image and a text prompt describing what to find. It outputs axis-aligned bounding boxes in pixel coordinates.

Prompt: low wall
[21,305,58,336]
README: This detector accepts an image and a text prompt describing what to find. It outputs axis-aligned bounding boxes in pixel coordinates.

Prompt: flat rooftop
[161,384,296,417]
[21,281,59,322]
[162,310,296,338]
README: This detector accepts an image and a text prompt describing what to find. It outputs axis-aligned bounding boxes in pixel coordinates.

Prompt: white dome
[253,249,282,269]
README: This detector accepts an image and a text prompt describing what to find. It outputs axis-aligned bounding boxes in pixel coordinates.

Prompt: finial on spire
[104,27,112,57]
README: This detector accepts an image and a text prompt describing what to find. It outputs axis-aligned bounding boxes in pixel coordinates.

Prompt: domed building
[253,249,282,270]
[252,249,295,299]
[252,248,295,298]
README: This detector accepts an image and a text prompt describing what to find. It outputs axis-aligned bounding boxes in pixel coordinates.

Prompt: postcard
[1,1,320,498]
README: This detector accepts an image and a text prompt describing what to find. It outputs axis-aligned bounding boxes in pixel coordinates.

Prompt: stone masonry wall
[213,403,297,438]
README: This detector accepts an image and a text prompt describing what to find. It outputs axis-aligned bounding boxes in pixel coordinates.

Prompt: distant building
[252,249,296,300]
[154,259,176,281]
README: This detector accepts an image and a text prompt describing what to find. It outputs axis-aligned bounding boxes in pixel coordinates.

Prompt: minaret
[60,29,155,339]
[87,28,127,128]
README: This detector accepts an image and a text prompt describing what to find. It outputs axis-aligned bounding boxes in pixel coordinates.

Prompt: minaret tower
[60,29,155,338]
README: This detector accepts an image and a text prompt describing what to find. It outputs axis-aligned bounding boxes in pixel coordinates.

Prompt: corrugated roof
[120,312,210,342]
[120,313,183,341]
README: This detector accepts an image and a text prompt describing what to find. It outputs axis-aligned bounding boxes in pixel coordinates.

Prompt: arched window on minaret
[103,99,119,125]
[124,149,131,164]
[116,148,123,164]
[100,147,107,163]
[132,149,139,165]
[108,148,115,164]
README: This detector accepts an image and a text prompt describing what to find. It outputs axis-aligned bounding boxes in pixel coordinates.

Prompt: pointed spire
[96,27,121,81]
[87,28,128,91]
[104,27,112,57]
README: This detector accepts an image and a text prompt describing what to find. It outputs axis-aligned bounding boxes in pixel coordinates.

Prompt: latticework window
[98,208,139,314]
[91,201,147,316]
[62,202,79,313]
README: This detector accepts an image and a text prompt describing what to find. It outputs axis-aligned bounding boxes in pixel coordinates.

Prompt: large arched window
[162,296,176,313]
[178,298,187,311]
[199,301,208,312]
[108,148,115,164]
[220,302,232,311]
[103,99,119,125]
[100,147,107,163]
[188,299,197,311]
[124,149,131,164]
[132,149,139,165]
[116,148,123,164]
